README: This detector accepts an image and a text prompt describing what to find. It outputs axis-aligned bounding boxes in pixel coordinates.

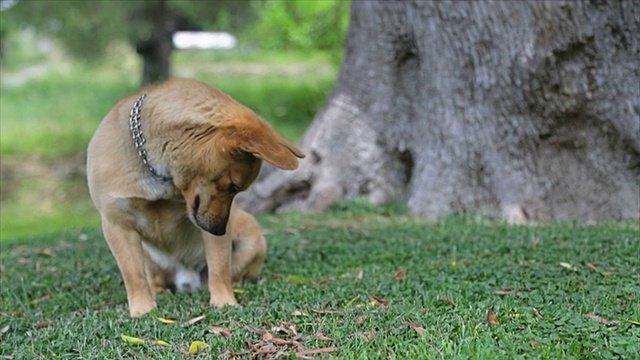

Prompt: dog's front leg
[203,231,238,308]
[102,218,156,317]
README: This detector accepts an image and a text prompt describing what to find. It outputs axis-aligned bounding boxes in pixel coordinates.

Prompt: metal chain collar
[129,94,171,181]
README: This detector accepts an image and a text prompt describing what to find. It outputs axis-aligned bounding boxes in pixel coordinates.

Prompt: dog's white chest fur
[142,241,205,291]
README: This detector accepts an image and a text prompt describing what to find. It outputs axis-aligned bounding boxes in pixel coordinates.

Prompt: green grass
[172,46,335,65]
[1,201,638,359]
[0,70,139,158]
[0,163,100,239]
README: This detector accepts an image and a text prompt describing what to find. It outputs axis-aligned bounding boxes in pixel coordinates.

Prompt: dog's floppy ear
[219,119,305,170]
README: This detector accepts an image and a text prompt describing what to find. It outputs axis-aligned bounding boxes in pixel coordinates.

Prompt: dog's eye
[228,183,240,193]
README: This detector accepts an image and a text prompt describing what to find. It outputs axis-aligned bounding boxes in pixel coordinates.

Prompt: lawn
[1,201,638,359]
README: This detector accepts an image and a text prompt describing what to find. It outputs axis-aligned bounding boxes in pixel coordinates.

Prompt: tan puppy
[86,78,304,317]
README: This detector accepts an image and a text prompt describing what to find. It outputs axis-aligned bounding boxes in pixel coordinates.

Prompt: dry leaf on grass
[156,317,177,324]
[245,325,264,335]
[368,295,388,306]
[486,308,500,325]
[296,347,337,357]
[586,263,598,271]
[30,294,53,306]
[533,308,543,319]
[236,335,306,359]
[121,335,145,346]
[181,314,206,327]
[494,289,514,295]
[121,334,170,347]
[394,269,407,281]
[314,329,334,342]
[405,322,425,335]
[530,340,543,348]
[34,320,56,329]
[292,310,309,316]
[559,262,578,271]
[532,238,540,248]
[356,268,364,281]
[188,340,209,355]
[311,309,343,315]
[363,331,377,340]
[0,311,24,317]
[584,313,620,326]
[439,297,456,305]
[271,323,298,337]
[209,324,233,338]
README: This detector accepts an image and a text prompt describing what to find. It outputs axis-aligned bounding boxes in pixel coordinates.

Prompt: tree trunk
[238,0,640,223]
[135,0,174,86]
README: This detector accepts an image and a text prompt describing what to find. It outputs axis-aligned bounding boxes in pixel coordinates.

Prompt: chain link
[129,94,170,180]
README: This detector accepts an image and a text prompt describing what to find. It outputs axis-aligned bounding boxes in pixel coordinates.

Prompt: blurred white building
[172,32,237,50]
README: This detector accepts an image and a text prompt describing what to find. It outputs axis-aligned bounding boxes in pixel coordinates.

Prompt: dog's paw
[209,294,238,308]
[129,300,157,317]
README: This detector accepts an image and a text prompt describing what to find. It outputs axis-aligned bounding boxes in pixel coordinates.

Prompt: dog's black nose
[196,220,227,236]
[208,224,227,236]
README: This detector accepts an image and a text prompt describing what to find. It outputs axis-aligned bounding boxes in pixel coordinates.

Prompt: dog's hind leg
[231,234,266,284]
[143,252,175,295]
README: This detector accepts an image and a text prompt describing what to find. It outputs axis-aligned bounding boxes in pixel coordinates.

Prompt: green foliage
[5,0,130,61]
[1,206,639,358]
[1,0,257,63]
[248,0,350,60]
[2,0,348,64]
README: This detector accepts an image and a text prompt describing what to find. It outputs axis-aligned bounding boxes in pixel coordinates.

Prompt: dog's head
[174,114,304,236]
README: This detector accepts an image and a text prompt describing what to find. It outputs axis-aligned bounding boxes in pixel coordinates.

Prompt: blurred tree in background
[1,0,348,85]
[1,0,255,85]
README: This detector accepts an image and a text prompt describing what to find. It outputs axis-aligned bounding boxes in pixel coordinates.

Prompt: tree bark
[238,0,640,223]
[135,0,174,86]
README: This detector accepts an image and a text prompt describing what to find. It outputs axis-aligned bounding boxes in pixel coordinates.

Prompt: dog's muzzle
[191,194,231,236]
[198,220,227,236]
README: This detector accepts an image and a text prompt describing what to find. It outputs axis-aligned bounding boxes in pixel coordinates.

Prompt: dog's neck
[129,94,173,182]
